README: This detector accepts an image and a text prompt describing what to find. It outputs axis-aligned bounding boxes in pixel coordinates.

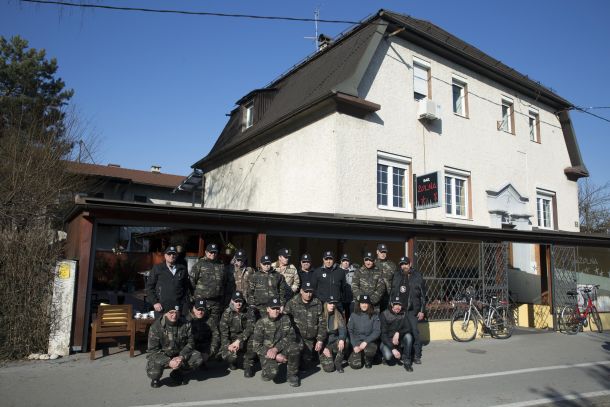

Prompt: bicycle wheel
[559,305,580,334]
[489,306,514,339]
[450,308,478,342]
[589,306,603,333]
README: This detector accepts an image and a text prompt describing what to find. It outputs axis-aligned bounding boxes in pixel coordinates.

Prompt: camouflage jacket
[272,262,300,293]
[185,311,220,355]
[146,317,194,359]
[251,314,298,357]
[227,265,254,296]
[377,259,397,292]
[351,265,386,306]
[247,269,287,307]
[219,304,255,347]
[190,257,227,300]
[283,296,326,342]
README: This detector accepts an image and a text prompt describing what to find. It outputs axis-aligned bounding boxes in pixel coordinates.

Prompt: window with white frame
[536,190,555,229]
[529,109,540,142]
[499,98,514,133]
[444,169,470,218]
[413,58,430,100]
[452,77,467,116]
[377,152,411,210]
[244,102,254,129]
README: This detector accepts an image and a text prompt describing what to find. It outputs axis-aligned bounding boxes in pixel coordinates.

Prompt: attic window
[244,101,254,129]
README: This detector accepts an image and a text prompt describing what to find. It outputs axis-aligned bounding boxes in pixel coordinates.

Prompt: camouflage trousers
[205,298,223,325]
[347,342,378,369]
[319,339,349,373]
[220,340,255,370]
[146,351,203,380]
[259,342,301,380]
[299,337,320,370]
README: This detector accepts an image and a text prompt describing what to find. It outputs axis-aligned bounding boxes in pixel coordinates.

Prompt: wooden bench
[90,304,135,360]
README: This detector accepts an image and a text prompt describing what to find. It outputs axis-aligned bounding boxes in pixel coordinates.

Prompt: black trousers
[406,311,422,358]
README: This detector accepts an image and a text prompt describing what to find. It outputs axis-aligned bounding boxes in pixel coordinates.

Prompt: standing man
[391,256,426,364]
[247,255,286,317]
[351,251,386,312]
[376,243,397,310]
[185,298,220,368]
[272,248,300,300]
[146,301,202,388]
[219,292,256,377]
[312,251,345,307]
[146,246,190,318]
[297,253,315,289]
[251,298,302,387]
[190,243,227,325]
[283,281,326,371]
[339,253,355,319]
[227,249,254,297]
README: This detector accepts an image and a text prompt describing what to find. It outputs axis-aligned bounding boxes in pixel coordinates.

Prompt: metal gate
[550,245,577,329]
[415,240,508,320]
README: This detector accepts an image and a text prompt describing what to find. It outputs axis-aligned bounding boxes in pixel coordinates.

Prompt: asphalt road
[1,328,609,407]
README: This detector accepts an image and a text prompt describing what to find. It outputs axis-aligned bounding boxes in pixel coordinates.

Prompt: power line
[572,107,610,124]
[21,0,363,24]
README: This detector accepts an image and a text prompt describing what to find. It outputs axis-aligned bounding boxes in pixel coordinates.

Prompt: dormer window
[244,101,254,130]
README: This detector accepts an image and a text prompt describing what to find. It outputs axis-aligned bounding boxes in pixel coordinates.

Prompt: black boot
[288,375,300,387]
[335,355,344,373]
[170,370,187,385]
[364,357,373,369]
[150,379,161,388]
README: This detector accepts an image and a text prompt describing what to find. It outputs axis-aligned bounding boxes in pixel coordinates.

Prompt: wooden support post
[71,214,94,351]
[256,233,267,265]
[198,234,205,257]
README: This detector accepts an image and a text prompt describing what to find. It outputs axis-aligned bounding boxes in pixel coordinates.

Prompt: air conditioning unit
[418,99,441,121]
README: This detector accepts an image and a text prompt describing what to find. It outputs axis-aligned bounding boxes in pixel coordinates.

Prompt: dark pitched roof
[67,162,186,189]
[193,9,586,177]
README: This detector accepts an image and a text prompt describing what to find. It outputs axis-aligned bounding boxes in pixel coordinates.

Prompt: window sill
[499,129,515,135]
[445,214,471,221]
[378,205,413,214]
[530,139,541,144]
[453,112,469,119]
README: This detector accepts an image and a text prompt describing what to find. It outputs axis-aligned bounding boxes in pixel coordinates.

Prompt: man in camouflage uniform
[146,301,202,388]
[376,243,397,311]
[227,249,254,297]
[351,251,387,311]
[272,248,299,301]
[219,291,256,377]
[190,243,227,324]
[252,297,301,387]
[247,255,286,317]
[283,281,326,371]
[185,298,219,366]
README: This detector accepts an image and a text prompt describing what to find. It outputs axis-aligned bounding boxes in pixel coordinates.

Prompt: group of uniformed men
[145,243,426,388]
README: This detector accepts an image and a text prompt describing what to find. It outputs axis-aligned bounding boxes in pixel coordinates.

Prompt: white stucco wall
[204,35,581,232]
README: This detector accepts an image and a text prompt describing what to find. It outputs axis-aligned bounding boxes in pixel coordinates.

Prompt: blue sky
[2,0,609,186]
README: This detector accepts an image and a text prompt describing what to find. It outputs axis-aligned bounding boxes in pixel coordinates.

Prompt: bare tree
[579,179,610,234]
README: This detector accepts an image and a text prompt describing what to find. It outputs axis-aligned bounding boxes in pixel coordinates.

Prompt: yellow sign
[58,263,71,280]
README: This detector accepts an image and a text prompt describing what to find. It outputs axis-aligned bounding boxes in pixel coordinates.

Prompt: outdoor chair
[90,304,135,360]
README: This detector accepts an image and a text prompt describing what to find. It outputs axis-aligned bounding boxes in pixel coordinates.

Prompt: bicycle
[557,285,603,334]
[450,291,514,342]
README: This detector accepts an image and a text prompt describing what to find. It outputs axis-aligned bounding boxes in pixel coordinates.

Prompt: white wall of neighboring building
[204,35,581,233]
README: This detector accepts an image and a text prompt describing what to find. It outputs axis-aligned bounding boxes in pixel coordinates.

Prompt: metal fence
[551,245,577,329]
[416,240,508,321]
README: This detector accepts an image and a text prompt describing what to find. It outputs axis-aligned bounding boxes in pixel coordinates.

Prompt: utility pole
[304,7,320,50]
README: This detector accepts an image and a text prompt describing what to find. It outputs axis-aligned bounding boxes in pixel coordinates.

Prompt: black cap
[340,253,350,261]
[165,246,177,254]
[301,282,314,292]
[232,291,245,302]
[328,295,339,304]
[206,243,219,253]
[358,294,371,304]
[323,250,334,259]
[390,296,403,305]
[301,253,312,262]
[399,256,411,265]
[162,300,180,312]
[260,254,272,264]
[363,251,374,261]
[234,249,246,261]
[193,298,207,310]
[377,243,388,252]
[267,297,281,308]
[278,248,291,258]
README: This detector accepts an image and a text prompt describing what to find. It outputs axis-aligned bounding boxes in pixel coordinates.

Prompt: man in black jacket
[379,296,413,372]
[312,251,345,308]
[391,256,426,364]
[146,246,190,318]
